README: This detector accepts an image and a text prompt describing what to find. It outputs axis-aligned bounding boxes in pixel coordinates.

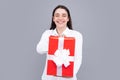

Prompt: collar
[52,27,70,36]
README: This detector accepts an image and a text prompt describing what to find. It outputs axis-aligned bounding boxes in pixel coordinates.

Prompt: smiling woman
[52,8,69,35]
[50,5,72,30]
[36,5,83,80]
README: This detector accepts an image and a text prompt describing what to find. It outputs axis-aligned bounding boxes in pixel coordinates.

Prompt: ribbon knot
[53,49,70,67]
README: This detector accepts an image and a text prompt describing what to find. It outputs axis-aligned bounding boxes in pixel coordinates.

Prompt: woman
[36,5,83,80]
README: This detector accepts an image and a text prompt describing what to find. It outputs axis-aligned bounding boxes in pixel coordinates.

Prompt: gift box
[47,35,75,77]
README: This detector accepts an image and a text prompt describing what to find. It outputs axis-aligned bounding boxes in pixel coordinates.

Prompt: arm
[36,30,49,54]
[74,33,83,75]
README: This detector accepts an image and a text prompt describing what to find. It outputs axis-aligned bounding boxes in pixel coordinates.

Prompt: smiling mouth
[56,21,65,24]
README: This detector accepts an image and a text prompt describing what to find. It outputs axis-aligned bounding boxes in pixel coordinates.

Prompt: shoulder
[42,29,53,35]
[70,30,83,43]
[69,29,83,38]
[43,30,51,34]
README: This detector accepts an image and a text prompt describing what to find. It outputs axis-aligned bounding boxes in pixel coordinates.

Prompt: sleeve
[36,30,49,54]
[74,32,83,75]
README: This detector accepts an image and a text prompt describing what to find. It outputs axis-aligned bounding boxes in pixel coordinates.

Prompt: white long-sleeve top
[36,27,83,80]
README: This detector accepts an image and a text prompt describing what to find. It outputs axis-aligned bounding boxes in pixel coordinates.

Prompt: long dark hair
[50,5,73,30]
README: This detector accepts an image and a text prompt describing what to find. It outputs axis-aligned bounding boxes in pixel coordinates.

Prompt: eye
[54,13,60,17]
[62,14,67,17]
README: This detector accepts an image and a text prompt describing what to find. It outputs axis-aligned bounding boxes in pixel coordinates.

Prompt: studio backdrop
[0,0,120,80]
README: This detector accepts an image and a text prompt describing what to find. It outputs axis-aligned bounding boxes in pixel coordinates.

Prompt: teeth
[57,21,64,24]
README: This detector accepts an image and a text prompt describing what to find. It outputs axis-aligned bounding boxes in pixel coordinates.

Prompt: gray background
[0,0,120,80]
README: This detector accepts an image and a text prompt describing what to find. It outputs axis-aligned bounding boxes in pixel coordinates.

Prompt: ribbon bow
[53,49,70,67]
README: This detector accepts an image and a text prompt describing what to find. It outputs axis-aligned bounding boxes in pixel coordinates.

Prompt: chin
[56,24,66,27]
[57,25,66,28]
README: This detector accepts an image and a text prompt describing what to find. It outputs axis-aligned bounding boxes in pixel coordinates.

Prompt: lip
[56,21,65,24]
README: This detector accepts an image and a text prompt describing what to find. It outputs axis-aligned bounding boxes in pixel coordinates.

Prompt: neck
[56,27,66,36]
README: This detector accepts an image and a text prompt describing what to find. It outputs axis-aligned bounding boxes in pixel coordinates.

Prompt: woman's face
[53,8,69,28]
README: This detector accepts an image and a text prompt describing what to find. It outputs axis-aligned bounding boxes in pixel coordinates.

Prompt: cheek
[66,18,69,22]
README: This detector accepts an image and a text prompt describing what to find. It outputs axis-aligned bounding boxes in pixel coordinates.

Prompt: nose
[58,16,63,20]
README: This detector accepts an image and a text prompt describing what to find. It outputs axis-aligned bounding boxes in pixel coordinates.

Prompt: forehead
[54,8,68,14]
